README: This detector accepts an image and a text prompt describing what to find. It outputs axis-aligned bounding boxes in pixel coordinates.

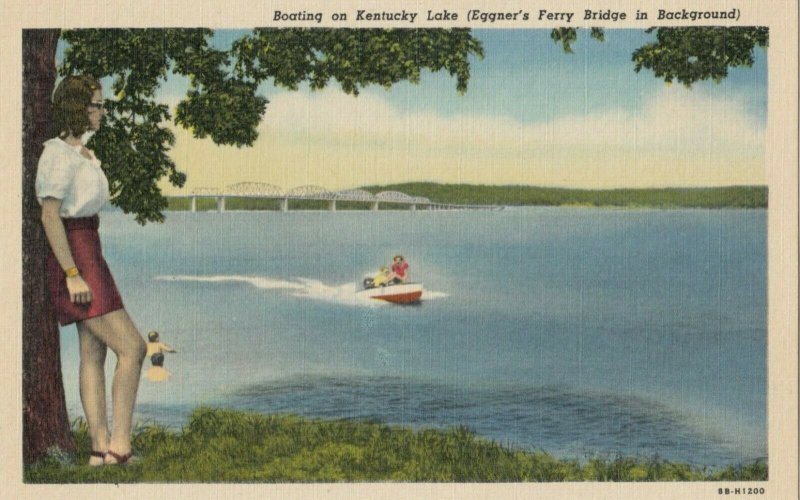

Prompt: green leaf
[60,28,483,223]
[631,27,768,87]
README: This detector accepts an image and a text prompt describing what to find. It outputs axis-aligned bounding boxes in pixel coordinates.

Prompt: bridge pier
[410,204,416,212]
[216,196,225,212]
[371,201,379,211]
[190,196,196,212]
[280,198,288,212]
[328,200,336,211]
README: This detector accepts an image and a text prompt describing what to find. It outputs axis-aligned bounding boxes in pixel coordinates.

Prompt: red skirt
[47,215,124,326]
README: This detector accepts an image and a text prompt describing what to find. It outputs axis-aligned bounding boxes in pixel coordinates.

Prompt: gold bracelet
[64,266,80,278]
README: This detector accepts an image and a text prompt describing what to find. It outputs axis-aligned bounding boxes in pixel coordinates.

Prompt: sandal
[105,449,137,465]
[89,450,106,466]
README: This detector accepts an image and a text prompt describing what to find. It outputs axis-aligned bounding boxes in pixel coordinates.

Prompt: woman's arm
[40,198,92,304]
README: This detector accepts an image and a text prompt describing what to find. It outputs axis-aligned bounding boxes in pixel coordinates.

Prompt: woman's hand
[41,198,92,304]
[66,275,93,304]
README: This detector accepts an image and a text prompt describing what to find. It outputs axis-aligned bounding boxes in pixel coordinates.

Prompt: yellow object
[372,267,391,287]
[65,266,80,278]
[145,366,171,382]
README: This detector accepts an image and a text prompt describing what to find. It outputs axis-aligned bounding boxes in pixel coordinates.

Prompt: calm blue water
[59,208,767,468]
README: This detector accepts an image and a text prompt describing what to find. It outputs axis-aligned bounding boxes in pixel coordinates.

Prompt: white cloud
[164,85,765,192]
[263,86,763,151]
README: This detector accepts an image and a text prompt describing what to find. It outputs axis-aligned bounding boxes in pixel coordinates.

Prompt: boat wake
[155,274,447,306]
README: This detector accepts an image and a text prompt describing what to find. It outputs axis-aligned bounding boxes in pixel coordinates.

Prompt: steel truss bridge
[172,183,500,212]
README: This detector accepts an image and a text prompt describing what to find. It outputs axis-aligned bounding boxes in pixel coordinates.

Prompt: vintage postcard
[3,0,797,499]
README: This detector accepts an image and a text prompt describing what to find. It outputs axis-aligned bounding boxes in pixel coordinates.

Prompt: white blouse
[35,138,110,218]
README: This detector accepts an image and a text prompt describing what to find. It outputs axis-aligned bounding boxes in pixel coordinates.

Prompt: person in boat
[388,255,409,284]
[368,266,392,288]
[144,331,176,382]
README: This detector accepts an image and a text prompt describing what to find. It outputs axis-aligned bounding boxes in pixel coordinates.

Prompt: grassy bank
[166,184,767,211]
[25,407,767,483]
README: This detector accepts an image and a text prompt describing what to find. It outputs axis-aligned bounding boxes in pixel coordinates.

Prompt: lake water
[59,207,767,468]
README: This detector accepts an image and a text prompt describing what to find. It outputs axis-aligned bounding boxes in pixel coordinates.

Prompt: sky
[64,29,769,193]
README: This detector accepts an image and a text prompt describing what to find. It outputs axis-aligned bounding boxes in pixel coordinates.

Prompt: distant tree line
[166,184,767,210]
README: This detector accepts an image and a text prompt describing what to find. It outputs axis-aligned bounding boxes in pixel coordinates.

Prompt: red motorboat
[357,282,423,304]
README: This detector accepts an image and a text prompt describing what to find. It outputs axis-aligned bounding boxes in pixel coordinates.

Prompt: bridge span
[172,183,500,212]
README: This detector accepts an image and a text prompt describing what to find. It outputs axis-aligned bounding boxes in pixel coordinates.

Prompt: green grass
[166,184,767,211]
[24,407,767,483]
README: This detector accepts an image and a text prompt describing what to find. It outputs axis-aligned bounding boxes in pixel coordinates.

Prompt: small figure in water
[145,331,176,382]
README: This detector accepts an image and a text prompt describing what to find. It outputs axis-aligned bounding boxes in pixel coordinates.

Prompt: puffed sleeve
[35,143,75,200]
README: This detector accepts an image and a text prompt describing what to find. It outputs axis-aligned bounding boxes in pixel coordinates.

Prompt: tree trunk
[22,29,73,466]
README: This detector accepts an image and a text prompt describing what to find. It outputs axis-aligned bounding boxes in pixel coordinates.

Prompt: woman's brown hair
[52,75,101,138]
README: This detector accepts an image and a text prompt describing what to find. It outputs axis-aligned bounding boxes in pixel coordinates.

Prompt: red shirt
[392,261,408,278]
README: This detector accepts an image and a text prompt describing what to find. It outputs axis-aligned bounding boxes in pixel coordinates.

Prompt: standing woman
[36,75,147,465]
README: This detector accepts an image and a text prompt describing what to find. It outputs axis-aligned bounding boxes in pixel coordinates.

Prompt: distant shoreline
[165,184,767,211]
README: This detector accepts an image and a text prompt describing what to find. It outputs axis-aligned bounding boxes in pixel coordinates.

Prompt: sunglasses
[87,101,105,111]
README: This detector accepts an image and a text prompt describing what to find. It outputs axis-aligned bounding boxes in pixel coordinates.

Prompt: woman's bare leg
[76,322,110,465]
[81,309,146,461]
